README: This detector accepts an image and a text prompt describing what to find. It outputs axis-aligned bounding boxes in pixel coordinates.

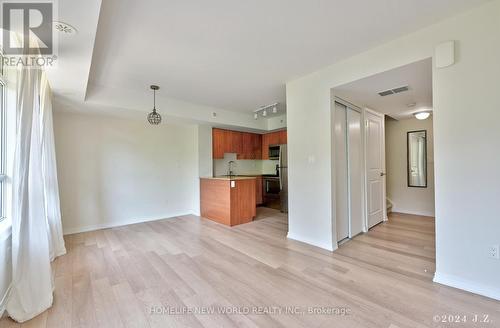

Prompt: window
[0,50,5,222]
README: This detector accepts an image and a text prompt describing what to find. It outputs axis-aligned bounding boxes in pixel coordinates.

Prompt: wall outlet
[488,245,500,260]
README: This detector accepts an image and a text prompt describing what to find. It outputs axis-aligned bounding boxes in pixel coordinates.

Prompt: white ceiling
[84,0,489,114]
[334,58,432,120]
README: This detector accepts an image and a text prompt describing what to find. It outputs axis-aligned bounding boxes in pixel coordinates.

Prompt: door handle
[380,172,386,177]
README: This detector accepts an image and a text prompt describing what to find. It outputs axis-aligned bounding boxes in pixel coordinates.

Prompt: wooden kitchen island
[200,177,256,226]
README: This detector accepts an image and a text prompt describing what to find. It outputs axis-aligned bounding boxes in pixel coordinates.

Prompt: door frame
[363,107,387,232]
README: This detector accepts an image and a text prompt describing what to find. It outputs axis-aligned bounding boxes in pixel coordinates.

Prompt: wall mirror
[407,130,427,188]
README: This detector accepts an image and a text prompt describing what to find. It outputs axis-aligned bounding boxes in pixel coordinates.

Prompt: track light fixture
[254,103,279,120]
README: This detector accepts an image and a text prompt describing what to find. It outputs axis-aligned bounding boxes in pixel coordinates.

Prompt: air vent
[378,85,410,97]
[392,86,409,93]
[378,90,394,97]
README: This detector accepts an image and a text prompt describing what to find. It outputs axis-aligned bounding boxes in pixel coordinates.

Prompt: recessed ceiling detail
[87,0,488,114]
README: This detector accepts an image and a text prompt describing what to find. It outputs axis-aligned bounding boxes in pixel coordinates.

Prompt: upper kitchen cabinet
[212,128,262,159]
[213,128,228,159]
[261,130,287,159]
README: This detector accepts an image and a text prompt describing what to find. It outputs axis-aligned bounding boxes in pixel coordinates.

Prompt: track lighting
[254,103,279,120]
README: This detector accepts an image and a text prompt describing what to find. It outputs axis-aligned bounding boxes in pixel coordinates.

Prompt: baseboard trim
[286,232,336,252]
[391,209,435,217]
[0,283,12,318]
[63,212,196,235]
[433,272,500,301]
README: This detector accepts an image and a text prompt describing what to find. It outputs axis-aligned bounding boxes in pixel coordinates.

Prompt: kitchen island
[200,177,256,226]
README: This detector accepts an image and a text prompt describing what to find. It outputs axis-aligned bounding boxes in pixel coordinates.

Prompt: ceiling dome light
[414,111,431,120]
[147,85,162,125]
[272,105,278,114]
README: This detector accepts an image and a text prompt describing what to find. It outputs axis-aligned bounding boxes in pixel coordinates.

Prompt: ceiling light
[253,102,278,120]
[147,85,162,125]
[414,111,431,120]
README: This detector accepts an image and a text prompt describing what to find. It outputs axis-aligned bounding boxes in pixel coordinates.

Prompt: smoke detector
[53,21,77,35]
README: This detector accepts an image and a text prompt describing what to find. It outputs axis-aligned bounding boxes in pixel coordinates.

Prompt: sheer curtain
[6,64,66,322]
[40,74,66,260]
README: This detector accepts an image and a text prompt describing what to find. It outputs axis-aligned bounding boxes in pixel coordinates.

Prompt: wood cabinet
[261,130,287,160]
[200,177,256,226]
[255,176,263,205]
[212,128,262,159]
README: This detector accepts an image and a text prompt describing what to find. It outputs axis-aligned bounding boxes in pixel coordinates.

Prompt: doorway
[332,58,435,263]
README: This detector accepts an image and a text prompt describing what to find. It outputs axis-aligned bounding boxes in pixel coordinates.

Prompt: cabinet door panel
[262,134,269,159]
[212,128,225,159]
[253,134,262,159]
[230,131,243,155]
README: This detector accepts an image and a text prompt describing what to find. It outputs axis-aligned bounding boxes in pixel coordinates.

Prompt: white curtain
[40,74,66,260]
[6,64,66,322]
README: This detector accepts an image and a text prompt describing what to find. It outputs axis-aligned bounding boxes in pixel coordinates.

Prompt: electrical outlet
[488,245,500,260]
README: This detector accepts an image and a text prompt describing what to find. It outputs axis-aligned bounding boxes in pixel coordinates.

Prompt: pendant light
[147,85,162,125]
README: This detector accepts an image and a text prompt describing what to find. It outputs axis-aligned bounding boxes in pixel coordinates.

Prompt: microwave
[268,145,280,160]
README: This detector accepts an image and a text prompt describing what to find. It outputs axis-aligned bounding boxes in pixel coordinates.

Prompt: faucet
[227,161,236,176]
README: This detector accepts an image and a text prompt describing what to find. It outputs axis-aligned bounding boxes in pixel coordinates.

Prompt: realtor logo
[2,2,53,55]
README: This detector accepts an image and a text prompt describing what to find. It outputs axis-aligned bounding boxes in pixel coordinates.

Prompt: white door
[365,109,385,229]
[334,103,349,241]
[347,109,364,236]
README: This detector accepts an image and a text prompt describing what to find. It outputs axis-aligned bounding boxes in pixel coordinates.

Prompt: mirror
[407,130,427,188]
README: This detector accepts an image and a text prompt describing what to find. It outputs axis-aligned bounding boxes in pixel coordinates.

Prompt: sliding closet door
[347,109,364,236]
[334,103,349,241]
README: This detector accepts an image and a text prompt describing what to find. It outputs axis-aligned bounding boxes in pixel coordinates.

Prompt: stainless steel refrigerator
[278,144,288,213]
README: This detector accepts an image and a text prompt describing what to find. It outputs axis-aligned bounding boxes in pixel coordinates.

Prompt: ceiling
[85,0,489,114]
[47,0,490,119]
[334,58,432,120]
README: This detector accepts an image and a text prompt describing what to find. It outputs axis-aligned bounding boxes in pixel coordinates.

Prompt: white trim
[0,221,10,241]
[0,283,12,318]
[287,232,336,252]
[433,272,500,301]
[391,209,435,218]
[62,211,196,235]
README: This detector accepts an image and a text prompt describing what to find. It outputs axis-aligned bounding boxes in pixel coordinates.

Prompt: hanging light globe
[147,85,162,125]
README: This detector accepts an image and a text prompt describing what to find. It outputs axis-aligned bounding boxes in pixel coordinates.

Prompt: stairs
[386,198,393,214]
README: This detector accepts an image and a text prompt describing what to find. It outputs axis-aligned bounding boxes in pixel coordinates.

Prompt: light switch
[231,181,236,188]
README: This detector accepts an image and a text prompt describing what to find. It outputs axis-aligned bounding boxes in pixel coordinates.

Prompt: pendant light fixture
[147,85,162,125]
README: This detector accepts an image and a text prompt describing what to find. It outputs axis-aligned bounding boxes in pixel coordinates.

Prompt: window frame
[0,47,6,222]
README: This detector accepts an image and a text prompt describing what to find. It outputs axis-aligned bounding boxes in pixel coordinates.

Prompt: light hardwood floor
[1,209,499,328]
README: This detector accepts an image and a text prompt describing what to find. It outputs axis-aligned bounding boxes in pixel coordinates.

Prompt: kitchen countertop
[200,176,257,181]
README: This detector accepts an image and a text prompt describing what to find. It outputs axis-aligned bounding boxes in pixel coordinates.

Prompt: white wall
[286,0,500,299]
[386,117,435,217]
[54,111,199,234]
